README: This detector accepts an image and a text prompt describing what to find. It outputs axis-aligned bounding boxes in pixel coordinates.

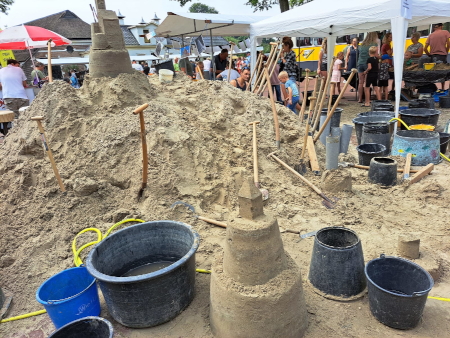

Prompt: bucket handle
[379,254,386,259]
[412,291,427,297]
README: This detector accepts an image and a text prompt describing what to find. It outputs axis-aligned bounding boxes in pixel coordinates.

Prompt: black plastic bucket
[399,108,441,130]
[305,90,314,102]
[409,99,435,109]
[352,116,396,145]
[308,227,366,299]
[357,111,395,118]
[439,132,450,154]
[356,143,386,166]
[439,96,450,108]
[86,221,200,328]
[155,60,176,75]
[365,255,434,330]
[318,108,343,130]
[47,316,113,338]
[368,157,397,186]
[361,123,391,155]
[372,100,394,112]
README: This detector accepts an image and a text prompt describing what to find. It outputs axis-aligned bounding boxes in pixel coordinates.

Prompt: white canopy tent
[156,12,268,75]
[250,0,450,117]
[37,57,89,65]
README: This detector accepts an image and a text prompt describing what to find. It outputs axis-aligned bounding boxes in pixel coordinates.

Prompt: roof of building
[24,10,91,40]
[120,25,140,45]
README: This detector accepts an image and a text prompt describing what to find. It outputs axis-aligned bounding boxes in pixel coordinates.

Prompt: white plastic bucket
[159,69,174,83]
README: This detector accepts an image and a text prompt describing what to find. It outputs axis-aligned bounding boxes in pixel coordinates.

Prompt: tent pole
[210,29,215,80]
[47,39,53,83]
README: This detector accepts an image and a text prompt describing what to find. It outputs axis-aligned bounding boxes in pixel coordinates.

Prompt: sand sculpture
[89,0,134,78]
[210,177,308,338]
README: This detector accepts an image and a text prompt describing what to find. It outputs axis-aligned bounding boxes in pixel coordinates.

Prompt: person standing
[357,32,379,103]
[69,70,80,88]
[381,32,394,91]
[378,55,391,100]
[424,23,450,89]
[31,62,48,96]
[0,59,29,119]
[345,37,359,71]
[363,46,381,107]
[331,52,345,95]
[281,37,300,110]
[202,57,211,79]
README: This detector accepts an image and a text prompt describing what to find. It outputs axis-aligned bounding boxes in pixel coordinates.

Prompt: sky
[0,0,280,29]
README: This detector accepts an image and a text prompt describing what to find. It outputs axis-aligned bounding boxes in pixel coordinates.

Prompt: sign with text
[0,50,15,67]
[401,0,411,19]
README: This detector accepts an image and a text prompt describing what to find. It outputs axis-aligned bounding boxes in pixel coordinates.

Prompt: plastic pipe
[330,126,341,153]
[340,124,353,154]
[319,115,331,146]
[326,134,340,170]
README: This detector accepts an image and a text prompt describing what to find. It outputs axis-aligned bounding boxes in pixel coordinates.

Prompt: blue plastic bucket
[36,266,100,329]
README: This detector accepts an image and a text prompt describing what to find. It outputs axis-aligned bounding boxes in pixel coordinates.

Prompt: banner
[155,42,163,57]
[194,35,206,54]
[180,45,191,58]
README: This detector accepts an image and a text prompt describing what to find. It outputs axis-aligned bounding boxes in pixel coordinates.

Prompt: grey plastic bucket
[352,116,396,145]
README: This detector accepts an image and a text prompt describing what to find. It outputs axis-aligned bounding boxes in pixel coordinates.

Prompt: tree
[188,3,219,14]
[0,0,14,14]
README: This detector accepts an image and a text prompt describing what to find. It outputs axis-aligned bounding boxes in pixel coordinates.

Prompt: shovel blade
[295,160,308,175]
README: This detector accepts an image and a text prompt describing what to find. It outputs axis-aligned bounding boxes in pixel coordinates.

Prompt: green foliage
[246,0,312,12]
[0,0,14,14]
[188,2,219,14]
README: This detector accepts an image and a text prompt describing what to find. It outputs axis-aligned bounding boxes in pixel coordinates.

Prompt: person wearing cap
[379,54,391,100]
[424,23,450,89]
[0,59,29,119]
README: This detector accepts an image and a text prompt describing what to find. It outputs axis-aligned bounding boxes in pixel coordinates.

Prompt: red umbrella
[0,25,72,82]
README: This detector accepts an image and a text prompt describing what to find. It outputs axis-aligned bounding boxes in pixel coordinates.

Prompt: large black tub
[86,221,200,328]
[308,227,366,300]
[399,108,441,129]
[365,255,434,330]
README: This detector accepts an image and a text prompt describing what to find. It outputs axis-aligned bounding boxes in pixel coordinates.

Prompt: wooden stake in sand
[31,116,64,192]
[299,69,311,127]
[312,57,335,134]
[247,53,263,91]
[264,65,281,149]
[47,39,53,83]
[257,42,283,96]
[227,42,235,82]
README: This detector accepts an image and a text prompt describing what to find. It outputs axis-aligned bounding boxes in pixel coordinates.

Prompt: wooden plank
[307,136,321,174]
[409,163,434,185]
[403,153,412,179]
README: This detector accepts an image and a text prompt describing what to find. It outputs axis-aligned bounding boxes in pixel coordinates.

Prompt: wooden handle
[196,66,204,80]
[314,69,357,143]
[198,216,227,228]
[31,116,44,121]
[307,136,320,172]
[327,83,336,112]
[138,112,148,187]
[227,47,234,83]
[33,119,65,192]
[248,121,260,126]
[403,153,412,178]
[312,67,332,133]
[133,103,149,115]
[269,153,323,196]
[409,163,434,184]
[351,163,420,173]
[251,122,259,183]
[264,66,280,147]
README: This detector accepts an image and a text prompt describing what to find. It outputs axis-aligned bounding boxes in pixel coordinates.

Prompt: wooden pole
[299,69,311,127]
[264,66,281,148]
[409,163,434,184]
[196,66,204,79]
[47,39,53,83]
[312,57,335,134]
[256,42,281,95]
[252,43,277,93]
[259,43,284,96]
[227,43,235,82]
[247,53,263,91]
[249,121,261,185]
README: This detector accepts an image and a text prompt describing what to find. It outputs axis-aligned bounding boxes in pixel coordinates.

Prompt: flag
[155,42,163,57]
[194,35,206,54]
[180,45,191,58]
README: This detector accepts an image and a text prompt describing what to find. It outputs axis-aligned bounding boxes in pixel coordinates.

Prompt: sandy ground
[1,74,450,338]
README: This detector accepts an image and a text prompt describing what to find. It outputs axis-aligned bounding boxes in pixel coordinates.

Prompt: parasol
[0,25,72,82]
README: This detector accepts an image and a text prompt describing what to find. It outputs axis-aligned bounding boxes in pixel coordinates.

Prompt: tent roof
[156,12,269,37]
[251,0,450,38]
[37,57,89,65]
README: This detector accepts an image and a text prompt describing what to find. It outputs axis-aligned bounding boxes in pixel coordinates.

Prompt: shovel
[170,201,227,228]
[267,152,336,209]
[249,121,269,200]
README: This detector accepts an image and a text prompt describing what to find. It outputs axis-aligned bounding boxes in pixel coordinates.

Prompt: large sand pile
[1,73,450,338]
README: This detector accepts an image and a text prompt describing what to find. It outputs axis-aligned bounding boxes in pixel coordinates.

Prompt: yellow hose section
[0,310,47,323]
[389,118,450,163]
[73,219,145,267]
[428,296,450,302]
[196,269,211,274]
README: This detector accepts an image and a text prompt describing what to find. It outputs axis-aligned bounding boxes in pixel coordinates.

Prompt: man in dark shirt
[363,46,381,106]
[143,63,150,76]
[212,49,228,79]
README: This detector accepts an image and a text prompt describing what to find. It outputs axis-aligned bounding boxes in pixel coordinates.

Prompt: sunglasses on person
[241,67,250,71]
